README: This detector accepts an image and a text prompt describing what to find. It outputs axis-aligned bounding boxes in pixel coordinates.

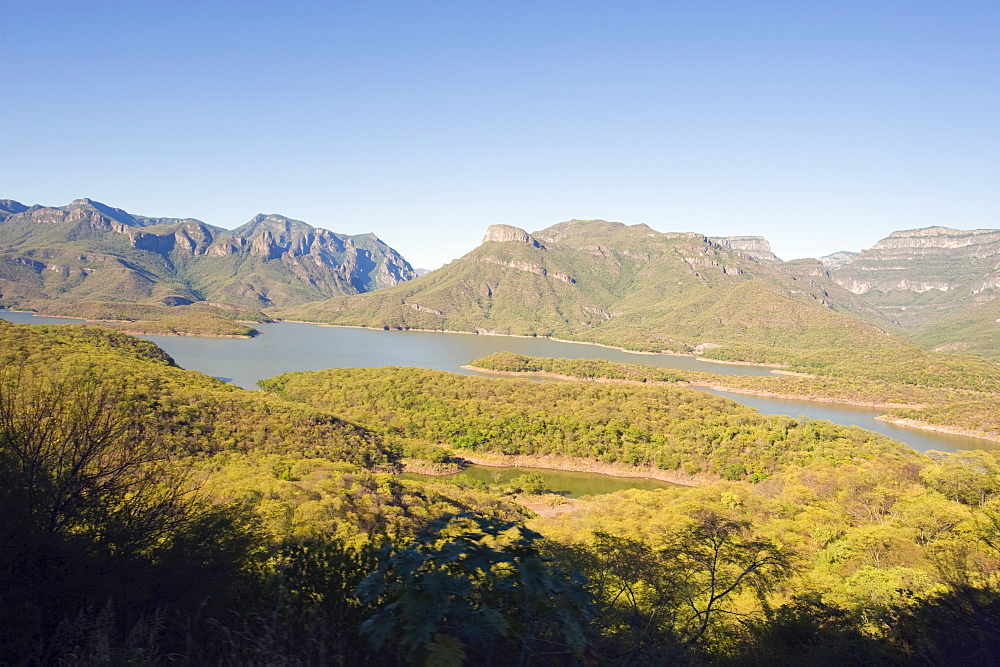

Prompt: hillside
[0,198,415,311]
[286,219,920,370]
[5,321,1000,662]
[830,226,1000,360]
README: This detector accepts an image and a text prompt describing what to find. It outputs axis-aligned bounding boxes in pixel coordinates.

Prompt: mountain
[287,219,906,368]
[0,198,415,309]
[818,251,858,269]
[829,226,1000,360]
[707,235,781,263]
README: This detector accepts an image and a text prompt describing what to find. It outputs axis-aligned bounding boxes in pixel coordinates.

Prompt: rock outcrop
[831,227,1000,296]
[483,224,544,248]
[709,236,781,263]
[819,251,858,269]
[827,226,1000,339]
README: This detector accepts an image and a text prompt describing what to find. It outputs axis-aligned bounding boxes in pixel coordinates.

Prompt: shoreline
[279,319,783,370]
[412,450,701,487]
[874,416,1000,444]
[686,381,924,410]
[125,330,256,339]
[1,310,257,338]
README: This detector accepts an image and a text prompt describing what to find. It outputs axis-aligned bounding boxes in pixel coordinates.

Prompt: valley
[4,200,1000,663]
[5,317,998,662]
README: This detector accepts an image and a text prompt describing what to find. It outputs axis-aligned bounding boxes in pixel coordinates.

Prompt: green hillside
[912,298,1000,361]
[285,219,923,371]
[5,320,1000,662]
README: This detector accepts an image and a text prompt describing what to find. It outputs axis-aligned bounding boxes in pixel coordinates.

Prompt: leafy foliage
[0,364,262,662]
[4,319,1000,662]
[471,351,1000,439]
[356,513,594,665]
[260,365,918,482]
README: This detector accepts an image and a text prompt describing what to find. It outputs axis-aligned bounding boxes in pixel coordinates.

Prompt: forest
[469,352,1000,441]
[2,319,999,664]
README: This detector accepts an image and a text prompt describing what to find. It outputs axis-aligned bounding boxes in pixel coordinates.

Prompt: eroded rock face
[831,227,1000,296]
[709,236,781,263]
[483,224,544,248]
[869,227,1000,256]
[0,198,418,308]
[478,255,547,276]
[819,251,858,269]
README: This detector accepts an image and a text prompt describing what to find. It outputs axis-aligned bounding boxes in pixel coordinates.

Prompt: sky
[2,1,997,269]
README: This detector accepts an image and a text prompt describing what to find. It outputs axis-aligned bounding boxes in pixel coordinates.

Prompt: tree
[355,513,594,665]
[0,365,258,662]
[551,509,793,663]
[661,510,793,648]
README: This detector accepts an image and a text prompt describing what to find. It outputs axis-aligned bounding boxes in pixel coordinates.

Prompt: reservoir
[3,311,996,453]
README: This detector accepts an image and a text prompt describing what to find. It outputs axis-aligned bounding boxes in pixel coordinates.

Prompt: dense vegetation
[913,297,1000,362]
[466,351,685,383]
[4,320,1000,663]
[0,321,538,662]
[259,366,919,483]
[21,300,269,336]
[470,352,1000,440]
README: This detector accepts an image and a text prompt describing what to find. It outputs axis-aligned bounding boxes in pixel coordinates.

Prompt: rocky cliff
[483,224,544,248]
[708,236,781,263]
[0,198,416,309]
[818,251,858,269]
[826,226,1000,357]
[831,227,1000,298]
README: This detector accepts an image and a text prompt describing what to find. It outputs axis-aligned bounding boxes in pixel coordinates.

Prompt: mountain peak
[0,200,27,215]
[483,224,543,248]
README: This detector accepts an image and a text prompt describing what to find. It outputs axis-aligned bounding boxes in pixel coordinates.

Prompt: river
[3,311,996,453]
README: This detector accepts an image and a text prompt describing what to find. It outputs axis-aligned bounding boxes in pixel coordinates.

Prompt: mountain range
[286,219,905,369]
[288,219,1000,369]
[0,198,415,310]
[3,197,998,364]
[827,227,1000,360]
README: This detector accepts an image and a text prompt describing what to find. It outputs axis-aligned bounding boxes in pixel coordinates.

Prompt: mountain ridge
[287,219,906,370]
[828,224,1000,360]
[0,198,416,309]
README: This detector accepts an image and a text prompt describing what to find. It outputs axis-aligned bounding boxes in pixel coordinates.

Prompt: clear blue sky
[3,1,997,268]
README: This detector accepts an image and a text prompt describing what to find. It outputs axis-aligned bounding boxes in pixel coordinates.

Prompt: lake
[3,311,996,453]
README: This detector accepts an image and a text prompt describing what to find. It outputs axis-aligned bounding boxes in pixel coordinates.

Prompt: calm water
[141,320,776,385]
[400,464,678,498]
[3,311,996,453]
